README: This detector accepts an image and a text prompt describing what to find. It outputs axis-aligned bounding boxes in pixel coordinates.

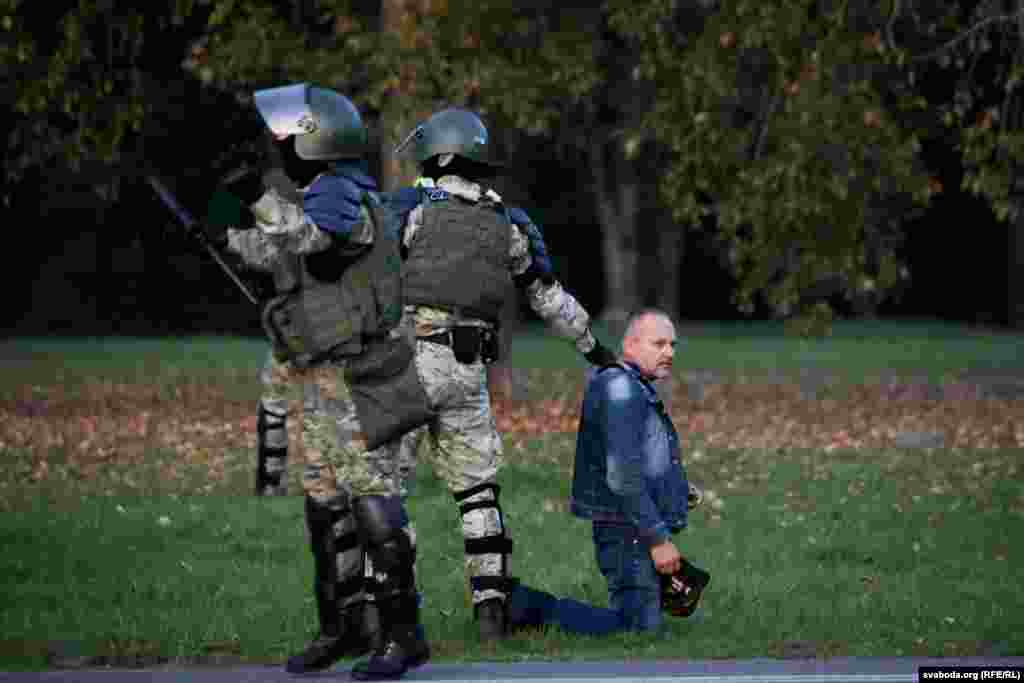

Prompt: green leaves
[609,0,939,334]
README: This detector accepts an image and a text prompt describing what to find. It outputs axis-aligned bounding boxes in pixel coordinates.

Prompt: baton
[146,175,261,306]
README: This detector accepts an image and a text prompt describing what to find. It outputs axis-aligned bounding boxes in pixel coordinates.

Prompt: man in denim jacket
[507,308,700,634]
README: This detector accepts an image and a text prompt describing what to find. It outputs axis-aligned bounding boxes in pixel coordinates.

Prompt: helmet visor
[253,83,317,138]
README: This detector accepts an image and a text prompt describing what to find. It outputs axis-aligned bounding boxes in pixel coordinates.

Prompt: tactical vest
[261,192,403,368]
[269,253,301,293]
[402,194,512,323]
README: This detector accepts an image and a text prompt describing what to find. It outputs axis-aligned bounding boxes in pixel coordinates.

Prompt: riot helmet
[253,82,367,160]
[394,108,503,171]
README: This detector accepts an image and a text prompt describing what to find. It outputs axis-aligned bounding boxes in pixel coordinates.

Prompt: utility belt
[419,326,500,365]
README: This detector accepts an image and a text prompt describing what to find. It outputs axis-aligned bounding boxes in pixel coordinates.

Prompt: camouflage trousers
[261,339,509,604]
[258,352,419,502]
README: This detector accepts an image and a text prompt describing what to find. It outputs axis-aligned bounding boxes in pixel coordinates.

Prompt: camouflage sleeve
[509,214,602,358]
[249,188,333,255]
[525,278,597,354]
[226,227,279,272]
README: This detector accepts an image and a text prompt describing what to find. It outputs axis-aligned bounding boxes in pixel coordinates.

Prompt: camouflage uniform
[396,175,603,616]
[235,172,606,610]
[255,350,422,499]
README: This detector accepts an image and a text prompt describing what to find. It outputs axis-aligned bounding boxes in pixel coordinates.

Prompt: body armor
[262,192,402,367]
[402,195,512,324]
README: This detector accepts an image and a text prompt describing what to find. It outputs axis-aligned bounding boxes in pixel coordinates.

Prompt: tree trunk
[1010,211,1024,328]
[653,214,684,318]
[590,139,641,325]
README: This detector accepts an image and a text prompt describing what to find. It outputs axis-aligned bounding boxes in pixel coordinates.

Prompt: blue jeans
[592,522,662,632]
[507,523,662,636]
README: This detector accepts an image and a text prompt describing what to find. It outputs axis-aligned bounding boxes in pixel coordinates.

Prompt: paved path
[3,658,1022,683]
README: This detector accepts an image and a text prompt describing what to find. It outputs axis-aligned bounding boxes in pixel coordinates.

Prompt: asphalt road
[2,658,1022,683]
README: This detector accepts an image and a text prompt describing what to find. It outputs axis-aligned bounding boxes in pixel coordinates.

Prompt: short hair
[620,308,675,352]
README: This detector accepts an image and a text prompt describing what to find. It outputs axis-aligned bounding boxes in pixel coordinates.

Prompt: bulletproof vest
[261,192,403,367]
[269,253,301,293]
[402,193,512,323]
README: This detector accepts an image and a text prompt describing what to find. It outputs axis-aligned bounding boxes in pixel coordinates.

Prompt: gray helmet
[253,82,367,161]
[394,107,502,168]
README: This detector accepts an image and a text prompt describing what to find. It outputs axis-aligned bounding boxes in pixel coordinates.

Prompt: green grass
[1,320,1022,669]
[0,336,267,396]
[4,317,1022,385]
[2,440,1022,669]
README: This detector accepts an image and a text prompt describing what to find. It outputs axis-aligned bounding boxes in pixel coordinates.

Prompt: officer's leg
[255,395,289,496]
[350,494,429,681]
[286,437,380,673]
[396,426,425,500]
[421,349,511,641]
[299,364,427,679]
[286,365,377,673]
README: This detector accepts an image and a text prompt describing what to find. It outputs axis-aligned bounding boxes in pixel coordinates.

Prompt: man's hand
[650,539,682,575]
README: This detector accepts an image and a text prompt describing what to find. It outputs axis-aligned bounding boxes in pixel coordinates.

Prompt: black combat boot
[286,498,373,673]
[475,597,507,641]
[349,495,430,681]
[285,591,372,673]
[350,593,429,681]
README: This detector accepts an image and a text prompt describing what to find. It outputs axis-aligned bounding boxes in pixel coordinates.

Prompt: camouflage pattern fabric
[242,176,603,609]
[255,350,422,499]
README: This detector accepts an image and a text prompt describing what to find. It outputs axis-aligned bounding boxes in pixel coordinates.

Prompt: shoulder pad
[305,173,370,234]
[507,206,554,277]
[507,207,531,226]
[344,168,377,193]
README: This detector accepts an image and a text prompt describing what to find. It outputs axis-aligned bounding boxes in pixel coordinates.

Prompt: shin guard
[454,483,514,606]
[256,399,288,496]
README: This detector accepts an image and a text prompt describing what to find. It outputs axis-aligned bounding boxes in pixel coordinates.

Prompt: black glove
[584,340,617,367]
[203,186,255,243]
[661,558,711,618]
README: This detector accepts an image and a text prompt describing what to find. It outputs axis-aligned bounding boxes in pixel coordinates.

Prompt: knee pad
[332,508,366,606]
[454,483,514,596]
[352,496,416,578]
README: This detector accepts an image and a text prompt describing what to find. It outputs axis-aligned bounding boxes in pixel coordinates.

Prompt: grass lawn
[0,320,1022,670]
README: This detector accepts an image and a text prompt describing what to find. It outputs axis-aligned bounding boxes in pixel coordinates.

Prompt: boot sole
[348,646,429,680]
[284,643,372,674]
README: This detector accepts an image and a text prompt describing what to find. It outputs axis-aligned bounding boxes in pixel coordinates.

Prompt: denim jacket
[569,361,689,546]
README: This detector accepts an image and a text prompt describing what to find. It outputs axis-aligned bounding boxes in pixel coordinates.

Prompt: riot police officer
[217,83,429,677]
[386,107,618,644]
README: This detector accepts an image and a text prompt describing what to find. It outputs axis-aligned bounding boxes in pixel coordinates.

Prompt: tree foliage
[610,0,1024,332]
[607,0,931,331]
[6,0,1024,332]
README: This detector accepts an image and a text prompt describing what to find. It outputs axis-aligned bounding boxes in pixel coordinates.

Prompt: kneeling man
[508,309,707,634]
